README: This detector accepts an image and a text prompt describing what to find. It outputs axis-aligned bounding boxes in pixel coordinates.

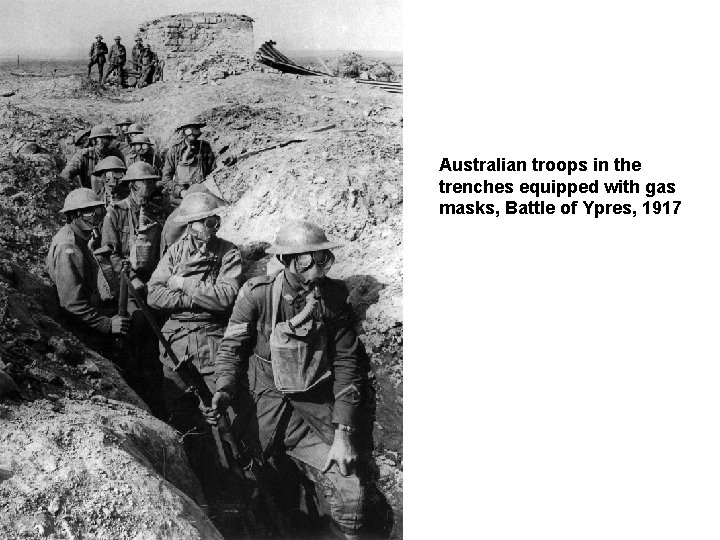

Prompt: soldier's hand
[131,277,146,294]
[167,275,185,291]
[110,315,130,335]
[322,429,357,476]
[201,391,232,425]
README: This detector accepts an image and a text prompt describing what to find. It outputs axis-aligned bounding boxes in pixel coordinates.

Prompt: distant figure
[132,36,144,71]
[103,36,127,86]
[87,34,108,81]
[161,116,216,210]
[138,45,157,88]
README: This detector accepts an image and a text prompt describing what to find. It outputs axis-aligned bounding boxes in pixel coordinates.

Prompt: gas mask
[130,179,155,206]
[76,206,105,231]
[188,215,220,244]
[94,137,112,156]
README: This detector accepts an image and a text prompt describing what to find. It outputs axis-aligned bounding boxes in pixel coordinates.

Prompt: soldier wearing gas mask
[161,116,216,210]
[211,220,370,540]
[90,156,128,206]
[47,188,129,356]
[101,161,165,415]
[61,125,126,190]
[146,193,242,493]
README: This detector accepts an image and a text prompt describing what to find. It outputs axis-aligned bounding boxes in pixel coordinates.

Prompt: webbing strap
[270,270,284,330]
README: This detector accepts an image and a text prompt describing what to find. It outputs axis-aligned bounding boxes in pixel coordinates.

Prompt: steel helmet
[73,127,90,146]
[88,125,114,139]
[135,36,142,42]
[177,115,206,130]
[95,34,103,39]
[91,156,126,176]
[130,134,154,146]
[120,162,159,183]
[266,220,342,255]
[115,117,133,126]
[126,123,145,135]
[114,36,121,41]
[174,192,225,224]
[61,188,104,214]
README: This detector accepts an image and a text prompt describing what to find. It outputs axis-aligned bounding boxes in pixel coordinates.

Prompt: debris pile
[255,41,328,77]
[331,52,398,81]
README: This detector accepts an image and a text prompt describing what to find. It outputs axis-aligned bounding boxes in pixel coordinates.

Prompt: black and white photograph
[0,2,402,538]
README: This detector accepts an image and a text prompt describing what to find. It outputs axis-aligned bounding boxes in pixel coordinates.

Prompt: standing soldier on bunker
[47,188,129,357]
[87,34,108,81]
[138,44,158,88]
[61,125,126,190]
[102,162,166,416]
[146,193,242,495]
[90,156,128,206]
[161,116,216,210]
[132,36,144,71]
[103,36,127,86]
[210,220,370,540]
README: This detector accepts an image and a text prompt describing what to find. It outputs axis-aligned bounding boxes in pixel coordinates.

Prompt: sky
[0,0,402,58]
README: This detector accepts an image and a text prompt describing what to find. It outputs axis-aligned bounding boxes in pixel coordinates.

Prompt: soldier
[47,188,129,356]
[161,116,216,210]
[103,36,127,86]
[210,220,369,540]
[90,156,128,206]
[114,117,134,155]
[126,123,145,139]
[61,125,126,189]
[132,36,144,71]
[102,162,165,416]
[87,34,108,81]
[138,45,157,88]
[126,134,162,171]
[146,193,242,494]
[159,177,226,254]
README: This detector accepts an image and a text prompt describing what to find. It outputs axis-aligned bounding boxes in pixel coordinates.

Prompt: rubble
[331,52,398,81]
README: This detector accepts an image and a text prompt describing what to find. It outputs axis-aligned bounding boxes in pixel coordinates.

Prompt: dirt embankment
[0,68,402,537]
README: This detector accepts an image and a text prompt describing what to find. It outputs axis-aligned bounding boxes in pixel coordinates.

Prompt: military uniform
[46,222,116,354]
[161,140,216,208]
[146,231,242,491]
[138,49,156,88]
[102,196,165,415]
[104,42,127,84]
[61,147,126,190]
[213,270,366,536]
[88,40,108,80]
[131,42,144,71]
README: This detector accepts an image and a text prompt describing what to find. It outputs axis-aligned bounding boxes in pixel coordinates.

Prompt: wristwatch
[336,423,356,434]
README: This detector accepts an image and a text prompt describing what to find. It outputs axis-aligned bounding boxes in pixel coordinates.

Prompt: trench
[0,72,403,538]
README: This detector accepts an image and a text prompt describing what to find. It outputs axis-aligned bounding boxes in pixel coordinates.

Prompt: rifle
[121,273,291,537]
